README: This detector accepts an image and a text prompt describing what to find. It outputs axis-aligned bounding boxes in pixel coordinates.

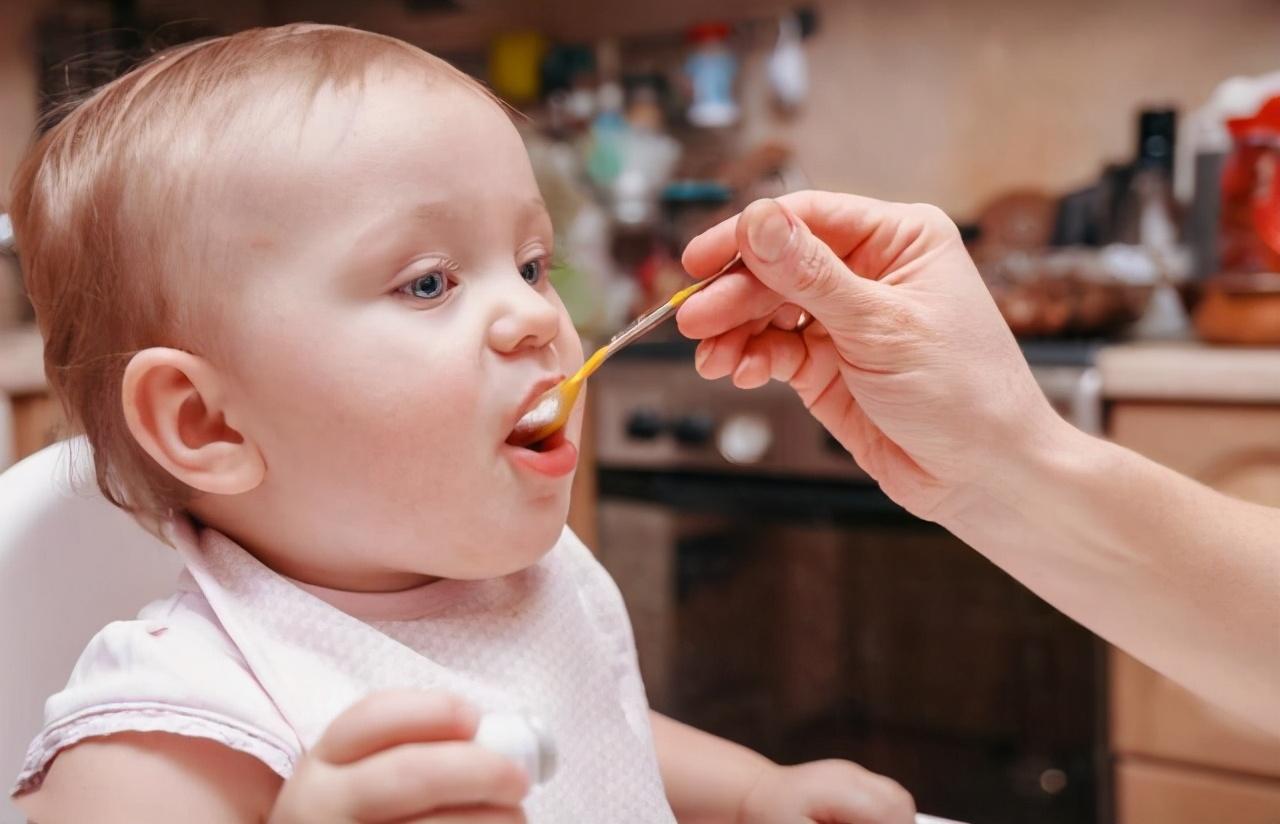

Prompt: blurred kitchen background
[3,1,1280,822]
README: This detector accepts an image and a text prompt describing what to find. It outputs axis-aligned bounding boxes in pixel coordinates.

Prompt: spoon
[508,255,742,447]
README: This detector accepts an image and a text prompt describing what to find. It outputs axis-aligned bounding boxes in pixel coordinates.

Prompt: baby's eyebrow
[348,200,456,260]
[518,196,552,227]
[407,201,463,224]
[522,196,549,215]
[342,195,552,282]
[402,197,547,226]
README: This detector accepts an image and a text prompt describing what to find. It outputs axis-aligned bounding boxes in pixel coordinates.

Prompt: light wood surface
[0,326,44,396]
[1111,644,1280,780]
[1116,760,1280,824]
[11,393,64,464]
[1109,404,1280,505]
[1100,343,1280,404]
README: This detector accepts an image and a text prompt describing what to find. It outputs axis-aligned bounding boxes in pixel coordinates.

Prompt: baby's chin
[411,511,568,581]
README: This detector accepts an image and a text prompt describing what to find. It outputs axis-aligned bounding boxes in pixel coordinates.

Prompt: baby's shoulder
[59,582,296,739]
[14,582,300,795]
[61,581,252,701]
[96,579,247,669]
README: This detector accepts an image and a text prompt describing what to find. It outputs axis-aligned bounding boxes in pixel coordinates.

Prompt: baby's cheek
[560,317,585,371]
[359,365,482,445]
[332,379,483,506]
[263,356,474,482]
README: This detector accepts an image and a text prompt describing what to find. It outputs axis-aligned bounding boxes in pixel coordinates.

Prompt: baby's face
[199,71,584,588]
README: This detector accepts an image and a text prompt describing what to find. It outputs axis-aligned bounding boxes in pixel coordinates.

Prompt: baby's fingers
[339,742,529,822]
[316,690,480,765]
[801,760,915,824]
[396,810,526,824]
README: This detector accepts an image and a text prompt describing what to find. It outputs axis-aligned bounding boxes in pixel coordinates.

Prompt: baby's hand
[738,759,915,824]
[270,690,529,824]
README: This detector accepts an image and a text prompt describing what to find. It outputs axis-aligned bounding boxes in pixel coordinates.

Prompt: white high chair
[0,437,182,822]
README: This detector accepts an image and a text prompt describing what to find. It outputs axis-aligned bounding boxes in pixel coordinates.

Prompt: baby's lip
[506,374,566,439]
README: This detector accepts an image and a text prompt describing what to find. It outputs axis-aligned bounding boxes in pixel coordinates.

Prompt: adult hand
[680,192,1280,731]
[677,191,1062,520]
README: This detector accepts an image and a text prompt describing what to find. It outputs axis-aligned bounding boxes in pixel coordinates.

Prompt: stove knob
[672,413,715,446]
[625,408,665,441]
[716,413,772,465]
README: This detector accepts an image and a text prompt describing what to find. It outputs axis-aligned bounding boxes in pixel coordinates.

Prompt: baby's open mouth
[505,426,565,454]
[502,419,578,477]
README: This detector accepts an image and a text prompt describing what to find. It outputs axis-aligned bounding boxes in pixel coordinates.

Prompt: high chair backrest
[0,437,182,821]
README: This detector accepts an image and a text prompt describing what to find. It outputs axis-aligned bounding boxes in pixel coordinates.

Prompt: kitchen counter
[0,325,44,395]
[1098,341,1280,404]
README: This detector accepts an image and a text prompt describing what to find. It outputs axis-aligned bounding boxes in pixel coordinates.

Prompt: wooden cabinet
[9,392,63,464]
[567,396,598,551]
[1116,761,1280,824]
[1,327,62,468]
[1108,403,1280,822]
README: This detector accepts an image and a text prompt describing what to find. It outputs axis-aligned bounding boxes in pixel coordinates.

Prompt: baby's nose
[487,287,560,354]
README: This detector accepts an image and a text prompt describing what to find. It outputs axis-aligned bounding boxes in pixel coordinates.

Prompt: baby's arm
[650,711,915,824]
[19,691,527,824]
[16,731,281,823]
[650,712,771,822]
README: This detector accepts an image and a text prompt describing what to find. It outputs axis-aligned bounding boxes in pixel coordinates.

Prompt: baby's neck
[277,562,441,594]
[185,509,441,594]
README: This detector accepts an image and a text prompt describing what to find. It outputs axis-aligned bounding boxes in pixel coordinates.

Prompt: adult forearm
[941,417,1280,731]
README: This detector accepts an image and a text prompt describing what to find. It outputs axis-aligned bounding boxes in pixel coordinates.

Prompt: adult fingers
[694,321,760,381]
[770,303,808,330]
[681,190,916,278]
[734,198,887,334]
[730,326,810,389]
[677,267,788,340]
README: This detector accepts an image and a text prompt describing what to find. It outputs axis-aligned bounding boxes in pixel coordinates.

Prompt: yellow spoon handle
[572,254,743,385]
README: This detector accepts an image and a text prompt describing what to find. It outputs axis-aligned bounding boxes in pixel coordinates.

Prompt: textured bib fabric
[14,518,676,823]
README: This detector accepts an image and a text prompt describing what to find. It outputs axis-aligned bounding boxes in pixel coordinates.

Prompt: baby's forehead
[192,73,511,233]
[203,68,483,168]
[224,73,508,186]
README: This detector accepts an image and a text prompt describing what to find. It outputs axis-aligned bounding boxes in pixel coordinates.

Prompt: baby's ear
[121,348,265,495]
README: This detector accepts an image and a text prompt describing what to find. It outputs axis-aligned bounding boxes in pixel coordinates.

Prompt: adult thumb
[738,198,873,316]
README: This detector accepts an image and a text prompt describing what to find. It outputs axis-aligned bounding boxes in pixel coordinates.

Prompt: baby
[7,24,914,824]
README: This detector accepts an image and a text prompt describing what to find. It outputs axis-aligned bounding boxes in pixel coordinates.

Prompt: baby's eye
[520,258,546,286]
[400,271,454,302]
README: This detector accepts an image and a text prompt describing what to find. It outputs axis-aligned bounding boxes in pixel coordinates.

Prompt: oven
[591,339,1107,824]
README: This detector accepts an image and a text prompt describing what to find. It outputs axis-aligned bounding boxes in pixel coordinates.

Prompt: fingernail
[747,200,793,263]
[695,339,715,371]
